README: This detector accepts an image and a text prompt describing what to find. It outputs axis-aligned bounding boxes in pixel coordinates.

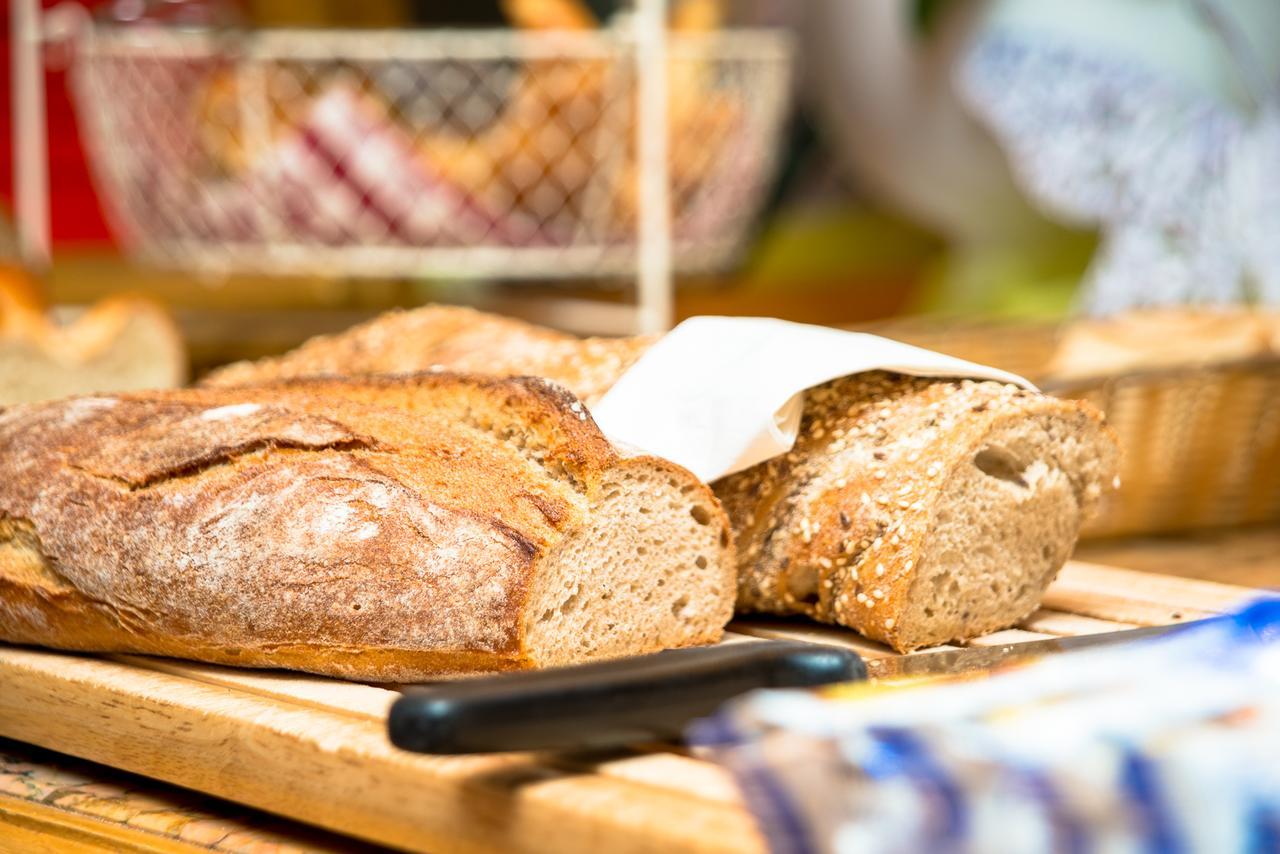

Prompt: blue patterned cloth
[693,600,1280,854]
[958,28,1280,315]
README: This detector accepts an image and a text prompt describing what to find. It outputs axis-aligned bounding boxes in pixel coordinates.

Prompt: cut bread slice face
[0,289,187,404]
[521,459,734,668]
[885,411,1112,651]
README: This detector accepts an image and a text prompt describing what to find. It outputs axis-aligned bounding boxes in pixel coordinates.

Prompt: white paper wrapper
[591,317,1036,482]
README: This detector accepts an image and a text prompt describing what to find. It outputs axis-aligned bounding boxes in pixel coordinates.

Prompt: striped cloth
[694,599,1280,854]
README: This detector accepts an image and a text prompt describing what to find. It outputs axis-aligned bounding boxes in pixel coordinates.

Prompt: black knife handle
[388,641,865,754]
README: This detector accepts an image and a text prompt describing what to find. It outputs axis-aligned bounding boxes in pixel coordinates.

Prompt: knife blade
[864,619,1213,680]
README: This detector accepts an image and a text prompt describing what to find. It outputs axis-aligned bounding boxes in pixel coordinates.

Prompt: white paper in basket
[591,317,1036,483]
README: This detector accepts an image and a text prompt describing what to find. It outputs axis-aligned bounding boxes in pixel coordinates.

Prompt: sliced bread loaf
[0,373,735,680]
[203,305,1118,651]
[720,373,1115,650]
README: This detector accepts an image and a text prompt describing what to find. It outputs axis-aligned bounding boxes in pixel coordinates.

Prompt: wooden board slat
[1018,609,1141,637]
[114,655,399,722]
[727,619,961,658]
[1042,561,1257,625]
[116,655,745,811]
[556,754,745,808]
[0,648,764,854]
[0,795,210,854]
[717,631,767,645]
[0,736,380,853]
[728,618,899,658]
[961,629,1057,647]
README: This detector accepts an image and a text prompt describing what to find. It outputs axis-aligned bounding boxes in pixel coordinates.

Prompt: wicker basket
[1046,360,1280,538]
[862,318,1280,539]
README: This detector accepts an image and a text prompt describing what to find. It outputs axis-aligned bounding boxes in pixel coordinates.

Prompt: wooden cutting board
[0,561,1260,854]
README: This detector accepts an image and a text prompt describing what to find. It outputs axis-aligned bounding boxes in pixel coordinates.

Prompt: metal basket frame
[11,1,793,334]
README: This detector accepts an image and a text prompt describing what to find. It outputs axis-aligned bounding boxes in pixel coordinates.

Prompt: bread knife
[388,620,1210,754]
[389,642,864,754]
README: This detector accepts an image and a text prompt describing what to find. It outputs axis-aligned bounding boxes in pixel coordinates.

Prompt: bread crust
[0,373,732,680]
[0,283,187,404]
[204,305,651,406]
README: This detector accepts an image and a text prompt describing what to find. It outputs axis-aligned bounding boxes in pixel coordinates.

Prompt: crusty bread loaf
[0,374,735,680]
[206,305,650,406]
[0,282,187,405]
[204,305,1119,651]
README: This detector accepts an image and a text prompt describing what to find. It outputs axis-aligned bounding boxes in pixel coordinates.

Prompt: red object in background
[1,0,116,246]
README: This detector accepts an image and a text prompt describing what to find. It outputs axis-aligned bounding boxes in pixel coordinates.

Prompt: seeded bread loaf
[0,374,735,680]
[205,306,1119,651]
[720,373,1114,650]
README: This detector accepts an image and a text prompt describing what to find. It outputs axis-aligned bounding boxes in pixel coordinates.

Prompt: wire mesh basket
[1047,360,1280,539]
[68,23,792,279]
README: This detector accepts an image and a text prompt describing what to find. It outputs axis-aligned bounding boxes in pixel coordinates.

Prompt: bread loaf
[206,305,651,406]
[720,373,1114,650]
[205,306,1119,651]
[0,281,187,405]
[0,374,735,680]
[1046,308,1280,380]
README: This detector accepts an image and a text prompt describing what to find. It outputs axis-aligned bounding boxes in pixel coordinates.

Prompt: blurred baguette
[1047,308,1280,381]
[0,276,187,405]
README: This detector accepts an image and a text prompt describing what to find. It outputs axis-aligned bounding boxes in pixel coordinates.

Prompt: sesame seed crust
[713,372,1116,650]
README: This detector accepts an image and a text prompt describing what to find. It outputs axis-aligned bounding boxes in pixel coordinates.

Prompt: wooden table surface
[1,531,1275,854]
